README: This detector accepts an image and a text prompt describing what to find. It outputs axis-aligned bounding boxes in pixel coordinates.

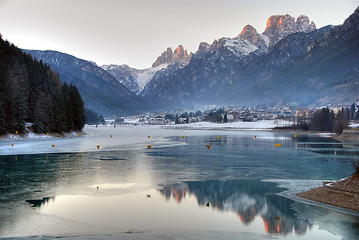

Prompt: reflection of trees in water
[26,196,55,208]
[158,180,312,235]
[0,153,83,205]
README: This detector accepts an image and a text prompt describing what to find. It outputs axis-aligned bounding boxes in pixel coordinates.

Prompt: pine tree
[223,114,228,123]
[13,90,27,133]
[310,108,335,131]
[0,63,7,134]
[69,84,85,131]
[350,103,356,120]
[0,99,6,134]
[62,83,73,131]
[0,35,86,134]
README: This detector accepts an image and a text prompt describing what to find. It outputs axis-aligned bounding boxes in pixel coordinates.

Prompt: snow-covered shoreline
[0,120,289,142]
[0,131,84,141]
[158,120,282,131]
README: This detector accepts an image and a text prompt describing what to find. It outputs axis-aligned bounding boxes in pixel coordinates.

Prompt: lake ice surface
[0,125,358,239]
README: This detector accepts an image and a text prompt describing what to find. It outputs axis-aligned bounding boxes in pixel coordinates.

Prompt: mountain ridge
[22,8,359,113]
[24,50,150,116]
[140,12,325,109]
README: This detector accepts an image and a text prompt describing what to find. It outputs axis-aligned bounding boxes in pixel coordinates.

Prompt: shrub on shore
[352,161,359,180]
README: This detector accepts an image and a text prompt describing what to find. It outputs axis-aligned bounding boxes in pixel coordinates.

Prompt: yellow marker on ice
[97,145,100,150]
[217,136,220,139]
[78,134,80,137]
[182,136,184,139]
[206,145,211,150]
[51,145,55,147]
[47,133,49,135]
[147,145,152,149]
[15,131,18,134]
[294,134,297,138]
[11,143,14,147]
[275,143,281,147]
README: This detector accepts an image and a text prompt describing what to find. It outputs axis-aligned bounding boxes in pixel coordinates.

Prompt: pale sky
[0,0,357,69]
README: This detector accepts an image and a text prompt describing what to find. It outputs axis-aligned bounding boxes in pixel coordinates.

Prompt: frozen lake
[0,125,359,239]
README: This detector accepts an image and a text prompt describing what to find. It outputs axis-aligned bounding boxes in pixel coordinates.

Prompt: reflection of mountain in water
[158,180,312,235]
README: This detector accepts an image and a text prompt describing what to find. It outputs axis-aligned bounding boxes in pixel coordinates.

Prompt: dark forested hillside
[0,35,85,134]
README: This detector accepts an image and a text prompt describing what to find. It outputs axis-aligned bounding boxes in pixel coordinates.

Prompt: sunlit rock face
[239,25,268,48]
[152,45,192,68]
[263,14,316,47]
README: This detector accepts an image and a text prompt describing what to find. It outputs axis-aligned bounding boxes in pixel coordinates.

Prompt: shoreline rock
[297,176,359,213]
[332,129,359,143]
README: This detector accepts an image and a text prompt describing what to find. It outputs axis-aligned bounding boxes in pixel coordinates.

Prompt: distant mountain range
[141,9,359,109]
[23,50,149,116]
[24,6,359,114]
[102,45,192,95]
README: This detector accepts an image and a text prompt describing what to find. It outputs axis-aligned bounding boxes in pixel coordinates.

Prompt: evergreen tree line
[204,108,225,123]
[174,110,203,124]
[85,108,105,125]
[0,35,85,134]
[295,107,351,133]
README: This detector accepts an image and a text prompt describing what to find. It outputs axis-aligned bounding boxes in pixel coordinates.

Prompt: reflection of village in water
[158,180,311,235]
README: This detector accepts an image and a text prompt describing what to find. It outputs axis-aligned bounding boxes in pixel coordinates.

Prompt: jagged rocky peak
[197,42,211,56]
[152,45,192,68]
[296,15,316,32]
[263,14,316,47]
[238,25,266,48]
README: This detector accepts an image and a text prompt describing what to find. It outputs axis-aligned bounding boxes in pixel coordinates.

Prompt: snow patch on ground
[316,132,336,137]
[261,34,270,47]
[161,120,282,130]
[349,122,359,128]
[0,131,81,141]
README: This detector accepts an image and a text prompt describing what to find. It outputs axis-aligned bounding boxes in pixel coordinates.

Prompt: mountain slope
[24,50,150,116]
[141,9,359,109]
[101,64,140,93]
[102,45,192,95]
[247,6,359,106]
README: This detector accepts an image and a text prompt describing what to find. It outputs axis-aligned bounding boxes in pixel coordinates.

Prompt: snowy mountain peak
[152,45,192,68]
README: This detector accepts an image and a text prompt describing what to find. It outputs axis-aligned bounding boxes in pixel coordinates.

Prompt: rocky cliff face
[263,14,316,47]
[152,45,192,68]
[239,25,268,48]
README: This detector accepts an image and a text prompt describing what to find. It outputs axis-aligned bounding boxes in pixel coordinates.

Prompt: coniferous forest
[0,35,85,135]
